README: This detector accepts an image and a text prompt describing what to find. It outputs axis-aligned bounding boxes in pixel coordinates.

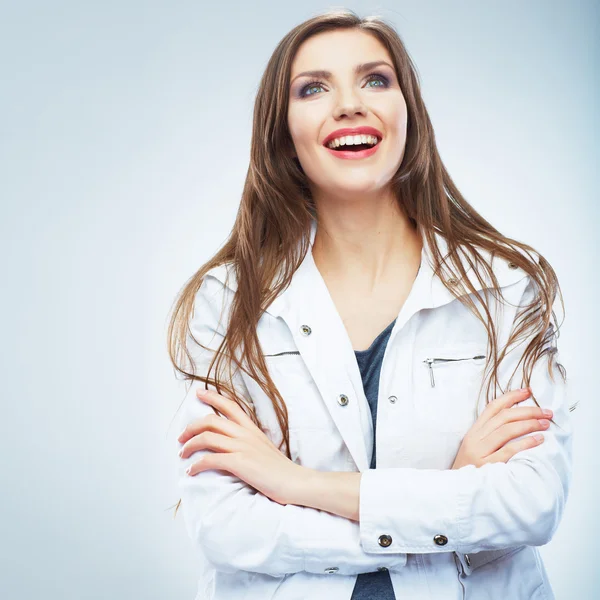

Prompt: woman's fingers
[483,432,546,464]
[470,388,533,434]
[479,417,550,456]
[478,405,553,440]
[196,388,254,425]
[451,387,552,469]
[178,388,255,444]
[179,414,244,458]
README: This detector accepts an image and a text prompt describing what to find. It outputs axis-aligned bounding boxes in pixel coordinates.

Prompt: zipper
[263,350,301,357]
[423,354,486,388]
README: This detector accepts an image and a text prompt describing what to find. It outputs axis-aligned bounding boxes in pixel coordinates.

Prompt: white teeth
[326,134,379,149]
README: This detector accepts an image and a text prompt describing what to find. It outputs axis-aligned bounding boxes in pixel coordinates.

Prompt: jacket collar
[207,217,528,320]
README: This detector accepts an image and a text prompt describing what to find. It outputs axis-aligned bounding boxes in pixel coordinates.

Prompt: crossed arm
[176,274,573,577]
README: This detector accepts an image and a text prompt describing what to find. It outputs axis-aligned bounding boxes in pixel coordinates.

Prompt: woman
[169,9,573,600]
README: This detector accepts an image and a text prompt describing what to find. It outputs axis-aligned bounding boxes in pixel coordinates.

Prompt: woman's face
[287,29,408,201]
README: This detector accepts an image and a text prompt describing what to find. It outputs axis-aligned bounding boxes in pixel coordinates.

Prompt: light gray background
[1,1,597,598]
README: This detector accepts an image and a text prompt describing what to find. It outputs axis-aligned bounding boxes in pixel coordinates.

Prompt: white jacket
[176,218,573,600]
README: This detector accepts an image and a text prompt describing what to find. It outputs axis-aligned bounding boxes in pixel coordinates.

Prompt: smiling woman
[287,30,409,196]
[168,7,572,600]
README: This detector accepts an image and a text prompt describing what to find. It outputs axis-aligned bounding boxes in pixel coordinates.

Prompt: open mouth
[332,142,378,152]
[323,136,382,159]
[324,137,381,152]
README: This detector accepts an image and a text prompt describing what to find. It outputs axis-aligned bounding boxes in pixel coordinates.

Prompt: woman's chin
[316,182,387,201]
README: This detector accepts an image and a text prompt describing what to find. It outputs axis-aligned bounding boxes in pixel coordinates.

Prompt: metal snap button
[300,324,312,336]
[377,566,389,572]
[324,566,339,574]
[378,534,393,547]
[388,395,397,404]
[508,261,518,269]
[433,534,448,546]
[337,394,349,406]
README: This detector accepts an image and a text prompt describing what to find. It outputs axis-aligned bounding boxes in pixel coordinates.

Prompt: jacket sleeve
[177,274,408,577]
[358,275,574,555]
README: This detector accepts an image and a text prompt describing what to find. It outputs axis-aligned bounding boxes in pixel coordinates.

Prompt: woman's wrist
[288,466,362,522]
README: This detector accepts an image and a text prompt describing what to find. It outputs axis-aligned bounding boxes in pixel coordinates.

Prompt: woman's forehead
[290,30,391,77]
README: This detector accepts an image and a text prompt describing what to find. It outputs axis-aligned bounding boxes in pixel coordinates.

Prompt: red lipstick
[322,126,383,161]
[322,126,383,147]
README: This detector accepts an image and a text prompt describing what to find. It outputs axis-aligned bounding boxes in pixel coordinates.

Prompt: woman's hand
[177,387,305,506]
[451,387,553,469]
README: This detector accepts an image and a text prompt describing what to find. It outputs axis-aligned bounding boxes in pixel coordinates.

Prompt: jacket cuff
[359,466,470,553]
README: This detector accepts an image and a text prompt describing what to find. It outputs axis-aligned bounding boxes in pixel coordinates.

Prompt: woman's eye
[298,73,390,98]
[301,82,325,97]
[365,73,389,88]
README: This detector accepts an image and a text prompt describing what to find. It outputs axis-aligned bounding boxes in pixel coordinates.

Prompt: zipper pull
[422,355,486,388]
[423,358,436,387]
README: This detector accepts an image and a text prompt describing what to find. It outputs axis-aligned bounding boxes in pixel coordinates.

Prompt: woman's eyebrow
[290,60,394,85]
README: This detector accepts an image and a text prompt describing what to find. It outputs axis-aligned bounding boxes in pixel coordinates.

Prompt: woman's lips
[323,140,381,160]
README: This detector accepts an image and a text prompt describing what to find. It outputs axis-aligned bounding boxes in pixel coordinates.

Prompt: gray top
[350,317,397,600]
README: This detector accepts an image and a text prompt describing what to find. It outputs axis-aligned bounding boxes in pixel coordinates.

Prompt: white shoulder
[190,268,235,343]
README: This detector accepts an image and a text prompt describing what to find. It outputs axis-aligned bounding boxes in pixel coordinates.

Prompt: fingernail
[533,434,545,443]
[543,409,553,417]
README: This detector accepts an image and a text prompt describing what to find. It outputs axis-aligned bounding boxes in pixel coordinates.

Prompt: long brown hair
[168,8,572,517]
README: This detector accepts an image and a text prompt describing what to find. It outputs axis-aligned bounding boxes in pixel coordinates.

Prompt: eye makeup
[294,72,391,99]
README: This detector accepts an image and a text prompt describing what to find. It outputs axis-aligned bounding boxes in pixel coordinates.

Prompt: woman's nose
[333,97,367,119]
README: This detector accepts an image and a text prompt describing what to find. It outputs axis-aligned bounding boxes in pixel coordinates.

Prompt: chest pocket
[413,344,488,434]
[258,349,350,469]
[262,349,313,383]
[261,349,336,430]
